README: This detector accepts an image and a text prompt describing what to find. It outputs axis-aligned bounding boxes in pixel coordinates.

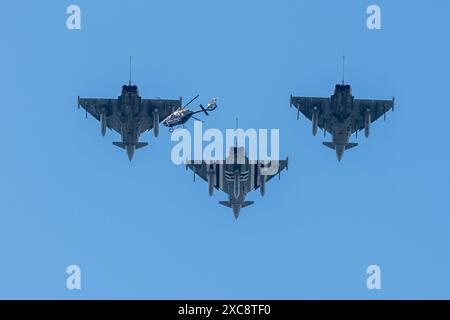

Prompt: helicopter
[162,95,218,132]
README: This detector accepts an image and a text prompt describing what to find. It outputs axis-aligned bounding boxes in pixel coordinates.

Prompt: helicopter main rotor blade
[192,116,203,122]
[184,94,200,109]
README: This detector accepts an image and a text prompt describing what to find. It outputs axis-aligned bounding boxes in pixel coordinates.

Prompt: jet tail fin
[113,142,125,149]
[322,142,335,150]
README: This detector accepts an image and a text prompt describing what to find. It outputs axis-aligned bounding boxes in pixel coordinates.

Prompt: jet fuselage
[222,147,251,218]
[328,84,355,161]
[117,85,143,160]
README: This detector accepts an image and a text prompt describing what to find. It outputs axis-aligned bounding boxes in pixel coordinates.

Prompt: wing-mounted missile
[364,109,371,138]
[153,108,160,137]
[291,95,301,120]
[185,160,196,182]
[384,97,396,120]
[290,95,301,120]
[312,106,319,136]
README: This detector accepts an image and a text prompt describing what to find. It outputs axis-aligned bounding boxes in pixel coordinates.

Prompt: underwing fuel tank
[260,175,266,196]
[365,110,371,138]
[233,170,240,199]
[312,107,318,136]
[100,113,107,136]
[153,109,159,137]
[207,172,214,196]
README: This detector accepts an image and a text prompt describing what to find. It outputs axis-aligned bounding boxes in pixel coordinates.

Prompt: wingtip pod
[286,156,289,171]
[392,97,395,111]
[290,95,300,120]
[77,96,80,109]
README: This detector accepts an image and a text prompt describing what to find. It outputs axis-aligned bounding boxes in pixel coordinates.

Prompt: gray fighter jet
[186,147,288,219]
[78,79,181,161]
[290,82,394,161]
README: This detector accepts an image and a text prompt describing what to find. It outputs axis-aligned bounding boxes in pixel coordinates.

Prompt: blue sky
[0,0,449,299]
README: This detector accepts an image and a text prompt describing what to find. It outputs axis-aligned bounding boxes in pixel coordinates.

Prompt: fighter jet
[186,147,288,219]
[77,61,181,161]
[162,96,218,132]
[290,62,394,161]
